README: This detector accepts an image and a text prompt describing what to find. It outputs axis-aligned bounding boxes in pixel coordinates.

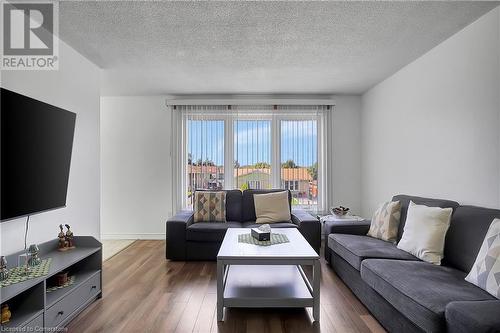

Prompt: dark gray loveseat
[166,189,321,261]
[326,195,500,333]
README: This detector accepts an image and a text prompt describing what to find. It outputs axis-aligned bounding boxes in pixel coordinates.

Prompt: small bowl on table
[331,206,350,218]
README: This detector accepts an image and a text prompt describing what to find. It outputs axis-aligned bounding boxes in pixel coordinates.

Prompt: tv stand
[0,236,102,331]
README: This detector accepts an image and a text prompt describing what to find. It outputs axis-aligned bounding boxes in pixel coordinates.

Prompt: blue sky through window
[188,120,225,165]
[188,119,317,167]
[235,120,271,167]
[281,120,317,167]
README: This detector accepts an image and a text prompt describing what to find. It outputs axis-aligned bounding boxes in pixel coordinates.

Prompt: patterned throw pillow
[465,218,500,299]
[193,191,226,223]
[367,201,401,243]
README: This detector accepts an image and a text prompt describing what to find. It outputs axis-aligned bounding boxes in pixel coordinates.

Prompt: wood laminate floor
[67,240,386,333]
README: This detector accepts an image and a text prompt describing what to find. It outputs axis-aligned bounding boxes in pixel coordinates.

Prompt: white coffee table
[216,228,320,321]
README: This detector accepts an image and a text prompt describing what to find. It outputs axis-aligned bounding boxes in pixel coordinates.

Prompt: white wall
[1,40,101,255]
[100,95,361,238]
[361,8,500,216]
[332,96,362,214]
[100,97,171,239]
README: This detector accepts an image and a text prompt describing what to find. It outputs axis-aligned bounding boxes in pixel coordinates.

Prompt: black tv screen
[1,88,76,221]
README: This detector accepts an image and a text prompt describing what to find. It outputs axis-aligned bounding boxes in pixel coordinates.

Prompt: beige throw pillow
[397,201,453,265]
[193,191,226,222]
[465,218,500,299]
[254,191,291,224]
[367,201,401,243]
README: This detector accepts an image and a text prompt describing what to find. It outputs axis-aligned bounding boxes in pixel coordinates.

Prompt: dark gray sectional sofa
[326,195,500,333]
[166,189,321,261]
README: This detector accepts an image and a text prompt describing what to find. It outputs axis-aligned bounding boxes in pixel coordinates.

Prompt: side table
[317,214,366,238]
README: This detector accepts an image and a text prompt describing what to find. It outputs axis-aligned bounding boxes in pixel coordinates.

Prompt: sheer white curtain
[170,104,334,212]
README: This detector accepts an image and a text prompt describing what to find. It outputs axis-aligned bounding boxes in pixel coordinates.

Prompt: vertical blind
[280,119,318,208]
[172,105,331,211]
[182,106,226,208]
[234,119,271,191]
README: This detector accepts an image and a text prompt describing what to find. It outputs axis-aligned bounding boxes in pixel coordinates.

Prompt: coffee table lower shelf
[218,265,319,320]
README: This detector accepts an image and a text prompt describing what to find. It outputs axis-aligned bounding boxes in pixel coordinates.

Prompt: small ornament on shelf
[1,304,11,324]
[55,271,69,286]
[0,257,9,281]
[65,224,75,249]
[57,224,75,252]
[28,244,41,267]
[17,253,31,276]
[58,224,66,251]
[47,274,75,292]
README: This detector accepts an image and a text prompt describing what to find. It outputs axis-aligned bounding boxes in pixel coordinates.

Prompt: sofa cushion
[444,205,500,272]
[242,222,297,229]
[361,259,494,332]
[225,190,243,222]
[328,234,418,271]
[186,221,242,242]
[392,194,459,241]
[445,300,500,333]
[242,189,291,222]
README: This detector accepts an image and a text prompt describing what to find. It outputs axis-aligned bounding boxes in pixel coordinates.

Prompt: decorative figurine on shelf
[1,304,11,324]
[58,224,67,251]
[57,224,75,251]
[65,224,75,249]
[27,244,41,267]
[0,256,8,281]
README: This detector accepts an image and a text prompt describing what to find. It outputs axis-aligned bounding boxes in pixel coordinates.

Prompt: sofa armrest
[323,219,371,262]
[166,210,194,260]
[291,210,321,254]
[291,209,317,224]
[325,220,371,236]
[446,300,500,333]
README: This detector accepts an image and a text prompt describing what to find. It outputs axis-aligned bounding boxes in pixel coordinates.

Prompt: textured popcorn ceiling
[59,1,499,96]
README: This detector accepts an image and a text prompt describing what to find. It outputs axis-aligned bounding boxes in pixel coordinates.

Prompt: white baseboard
[101,233,165,240]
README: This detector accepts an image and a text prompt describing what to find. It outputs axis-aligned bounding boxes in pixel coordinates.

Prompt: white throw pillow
[465,218,500,299]
[253,191,291,224]
[397,201,453,265]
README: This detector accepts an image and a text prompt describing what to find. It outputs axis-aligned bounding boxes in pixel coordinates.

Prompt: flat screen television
[1,88,76,221]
